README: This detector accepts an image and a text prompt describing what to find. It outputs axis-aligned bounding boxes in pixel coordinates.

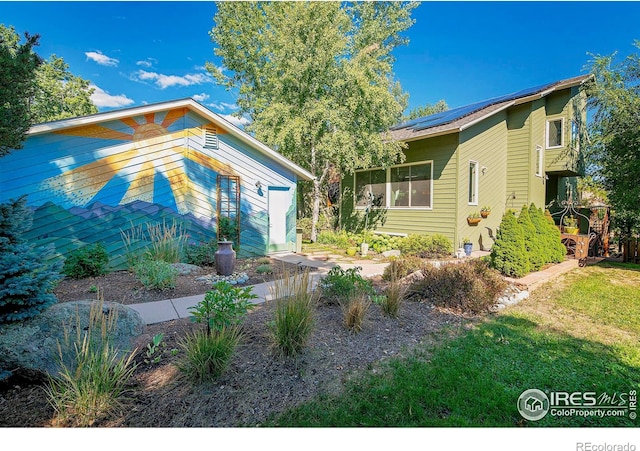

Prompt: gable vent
[203,126,218,149]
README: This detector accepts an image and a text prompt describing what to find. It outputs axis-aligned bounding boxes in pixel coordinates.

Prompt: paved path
[129,252,593,325]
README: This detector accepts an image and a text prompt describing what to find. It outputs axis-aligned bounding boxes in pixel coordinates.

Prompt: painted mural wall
[0,106,298,268]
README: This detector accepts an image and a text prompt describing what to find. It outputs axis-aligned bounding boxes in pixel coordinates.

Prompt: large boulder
[0,300,144,380]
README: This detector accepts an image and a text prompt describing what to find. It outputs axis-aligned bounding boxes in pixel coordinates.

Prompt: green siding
[458,111,507,250]
[340,134,458,244]
[507,104,531,208]
[528,99,547,208]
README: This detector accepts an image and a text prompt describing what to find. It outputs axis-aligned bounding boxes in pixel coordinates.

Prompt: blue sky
[2,1,640,126]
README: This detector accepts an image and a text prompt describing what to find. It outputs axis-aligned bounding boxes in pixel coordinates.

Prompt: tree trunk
[310,177,321,243]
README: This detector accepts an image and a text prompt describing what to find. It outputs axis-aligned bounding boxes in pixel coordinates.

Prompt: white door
[268,187,290,252]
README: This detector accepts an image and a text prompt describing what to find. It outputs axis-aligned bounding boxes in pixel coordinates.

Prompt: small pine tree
[0,196,62,323]
[518,205,545,271]
[490,210,530,278]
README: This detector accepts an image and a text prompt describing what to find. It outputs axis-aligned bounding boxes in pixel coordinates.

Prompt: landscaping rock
[0,300,144,380]
[382,249,401,258]
[171,263,201,275]
[494,285,529,309]
[195,272,250,285]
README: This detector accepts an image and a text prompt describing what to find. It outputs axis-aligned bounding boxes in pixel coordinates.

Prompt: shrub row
[316,229,453,257]
[490,204,566,278]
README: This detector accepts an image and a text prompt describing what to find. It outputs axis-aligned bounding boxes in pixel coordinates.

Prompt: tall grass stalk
[269,267,316,357]
[121,220,188,267]
[341,292,371,333]
[45,294,138,427]
[382,277,406,318]
[177,327,241,383]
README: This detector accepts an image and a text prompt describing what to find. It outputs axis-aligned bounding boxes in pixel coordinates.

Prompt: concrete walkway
[129,251,593,325]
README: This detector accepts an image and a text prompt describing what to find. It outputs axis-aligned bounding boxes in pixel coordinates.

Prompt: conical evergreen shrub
[490,210,530,278]
[0,196,62,323]
[518,205,545,271]
[543,208,567,263]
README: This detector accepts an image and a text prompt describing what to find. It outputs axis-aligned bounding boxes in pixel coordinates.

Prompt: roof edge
[27,99,315,181]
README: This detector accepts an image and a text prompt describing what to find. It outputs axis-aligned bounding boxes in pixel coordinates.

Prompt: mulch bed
[0,257,481,428]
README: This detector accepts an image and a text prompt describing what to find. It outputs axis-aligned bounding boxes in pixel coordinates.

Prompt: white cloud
[192,93,210,103]
[134,70,212,89]
[206,101,238,112]
[136,58,157,68]
[90,85,134,108]
[85,51,119,67]
[221,114,250,128]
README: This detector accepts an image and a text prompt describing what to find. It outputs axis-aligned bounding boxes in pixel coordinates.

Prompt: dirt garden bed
[0,257,481,428]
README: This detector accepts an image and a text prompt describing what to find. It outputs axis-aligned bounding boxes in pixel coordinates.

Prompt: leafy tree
[585,43,640,237]
[208,2,417,241]
[0,24,41,156]
[31,54,98,123]
[0,24,96,156]
[0,196,62,323]
[404,99,449,121]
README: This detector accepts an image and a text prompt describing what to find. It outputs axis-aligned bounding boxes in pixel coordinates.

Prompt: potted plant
[462,237,473,256]
[563,215,579,234]
[467,212,482,225]
[480,205,491,218]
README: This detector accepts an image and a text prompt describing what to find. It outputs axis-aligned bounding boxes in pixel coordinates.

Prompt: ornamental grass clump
[341,292,371,333]
[45,296,138,427]
[269,267,316,357]
[177,327,241,383]
[381,276,406,318]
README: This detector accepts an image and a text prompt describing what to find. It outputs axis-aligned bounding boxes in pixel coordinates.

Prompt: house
[0,99,314,268]
[340,75,591,251]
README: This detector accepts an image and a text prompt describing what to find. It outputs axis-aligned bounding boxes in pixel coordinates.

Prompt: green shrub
[319,266,374,305]
[177,327,241,382]
[189,281,257,336]
[269,268,316,357]
[489,210,530,278]
[63,243,110,279]
[317,230,354,248]
[410,259,507,314]
[541,206,567,263]
[0,196,62,323]
[256,264,273,274]
[517,205,545,271]
[185,239,217,266]
[382,255,426,281]
[133,259,178,290]
[218,217,239,251]
[45,299,137,427]
[397,233,452,258]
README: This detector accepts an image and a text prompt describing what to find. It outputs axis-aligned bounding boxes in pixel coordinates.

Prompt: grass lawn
[269,261,640,427]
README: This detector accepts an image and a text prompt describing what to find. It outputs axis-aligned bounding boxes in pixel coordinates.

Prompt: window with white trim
[203,125,218,149]
[535,145,544,177]
[546,118,564,149]
[355,161,433,209]
[355,169,386,208]
[468,160,478,205]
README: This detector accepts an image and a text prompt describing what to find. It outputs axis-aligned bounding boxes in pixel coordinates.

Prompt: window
[354,161,432,209]
[468,161,478,205]
[390,162,432,208]
[203,125,218,149]
[535,145,544,177]
[355,169,386,208]
[546,118,564,149]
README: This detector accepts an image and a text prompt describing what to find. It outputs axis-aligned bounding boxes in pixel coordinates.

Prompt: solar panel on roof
[393,80,559,132]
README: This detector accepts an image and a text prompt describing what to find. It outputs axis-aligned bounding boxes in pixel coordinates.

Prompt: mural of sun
[40,108,234,215]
